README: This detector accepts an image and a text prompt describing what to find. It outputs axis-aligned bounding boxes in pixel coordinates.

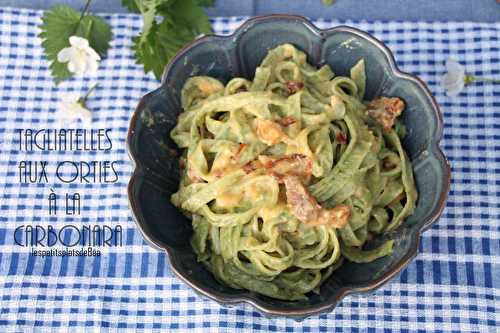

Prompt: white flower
[57,36,101,75]
[57,93,92,125]
[441,58,465,97]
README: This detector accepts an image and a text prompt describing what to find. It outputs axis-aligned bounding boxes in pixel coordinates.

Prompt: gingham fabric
[0,6,498,333]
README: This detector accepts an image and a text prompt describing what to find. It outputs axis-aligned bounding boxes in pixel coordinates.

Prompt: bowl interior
[128,17,448,315]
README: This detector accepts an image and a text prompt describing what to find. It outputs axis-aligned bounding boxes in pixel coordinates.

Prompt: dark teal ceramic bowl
[127,15,450,319]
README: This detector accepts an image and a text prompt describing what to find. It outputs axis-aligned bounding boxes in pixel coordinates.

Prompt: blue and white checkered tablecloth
[0,7,498,333]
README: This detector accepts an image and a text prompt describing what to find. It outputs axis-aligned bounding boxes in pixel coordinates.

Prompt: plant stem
[465,74,500,85]
[79,83,99,105]
[72,0,93,35]
[79,0,93,22]
[474,77,500,84]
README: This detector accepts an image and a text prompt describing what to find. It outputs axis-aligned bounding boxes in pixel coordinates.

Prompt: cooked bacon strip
[382,158,396,170]
[187,165,204,183]
[286,80,304,94]
[277,116,297,127]
[259,154,312,183]
[242,154,312,183]
[283,176,320,222]
[336,132,347,145]
[283,175,351,228]
[242,159,261,174]
[231,143,247,164]
[366,96,405,131]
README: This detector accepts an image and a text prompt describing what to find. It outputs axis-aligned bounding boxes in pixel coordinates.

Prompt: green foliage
[38,4,112,83]
[121,0,140,12]
[123,0,212,80]
[196,0,215,7]
[322,0,336,5]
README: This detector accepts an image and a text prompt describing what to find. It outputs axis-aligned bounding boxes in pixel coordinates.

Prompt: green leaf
[195,0,215,7]
[121,0,140,12]
[39,4,112,83]
[126,0,173,44]
[39,5,80,83]
[133,0,212,80]
[322,0,336,5]
[77,15,113,56]
[132,19,190,79]
[139,1,166,43]
[165,0,212,35]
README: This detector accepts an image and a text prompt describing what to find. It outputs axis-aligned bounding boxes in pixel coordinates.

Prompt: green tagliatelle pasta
[170,44,418,301]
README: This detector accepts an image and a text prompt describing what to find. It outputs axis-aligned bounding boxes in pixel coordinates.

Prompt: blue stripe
[0,7,498,332]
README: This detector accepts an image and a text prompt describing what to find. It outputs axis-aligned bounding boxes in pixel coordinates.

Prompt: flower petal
[85,45,101,61]
[445,58,465,76]
[442,76,465,96]
[441,57,466,96]
[69,36,89,49]
[59,36,101,76]
[77,106,92,120]
[445,83,465,97]
[70,56,87,75]
[57,47,74,63]
[441,73,458,88]
[58,101,78,121]
[61,93,81,103]
[67,61,77,73]
[55,109,72,126]
[85,58,99,74]
[58,92,92,125]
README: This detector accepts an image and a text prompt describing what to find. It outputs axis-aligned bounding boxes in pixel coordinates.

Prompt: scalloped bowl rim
[127,14,451,318]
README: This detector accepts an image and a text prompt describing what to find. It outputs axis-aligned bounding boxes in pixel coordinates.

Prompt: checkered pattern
[0,7,498,332]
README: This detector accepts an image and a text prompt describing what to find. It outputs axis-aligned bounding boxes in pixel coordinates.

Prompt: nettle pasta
[170,44,417,300]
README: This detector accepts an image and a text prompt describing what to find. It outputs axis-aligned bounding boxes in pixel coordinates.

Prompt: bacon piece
[366,96,405,131]
[277,116,297,127]
[382,158,396,170]
[187,166,204,183]
[283,175,351,228]
[286,80,304,94]
[242,154,312,181]
[259,154,312,183]
[231,143,247,163]
[284,176,320,222]
[336,132,347,145]
[242,160,263,174]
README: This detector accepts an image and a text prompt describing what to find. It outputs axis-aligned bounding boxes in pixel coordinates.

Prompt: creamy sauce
[211,150,235,175]
[258,203,285,221]
[216,180,270,209]
[216,190,243,208]
[308,205,351,228]
[198,80,222,95]
[254,118,286,145]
